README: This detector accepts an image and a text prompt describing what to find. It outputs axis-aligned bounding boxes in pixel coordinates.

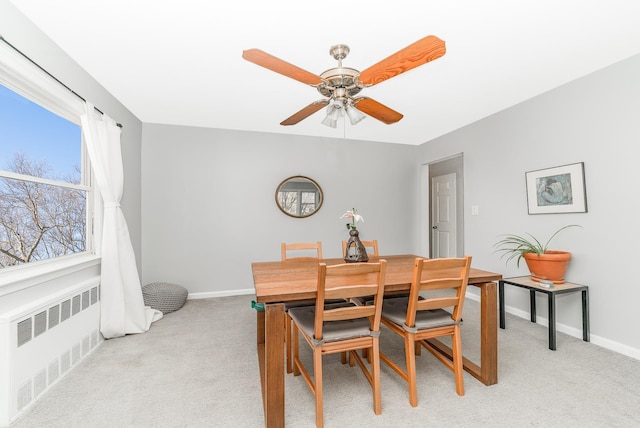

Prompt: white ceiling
[8,0,640,145]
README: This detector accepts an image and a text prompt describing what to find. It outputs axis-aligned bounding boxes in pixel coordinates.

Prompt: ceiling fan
[242,35,446,128]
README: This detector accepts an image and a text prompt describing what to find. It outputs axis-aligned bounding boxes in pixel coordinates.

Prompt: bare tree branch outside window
[0,153,86,268]
[278,191,299,216]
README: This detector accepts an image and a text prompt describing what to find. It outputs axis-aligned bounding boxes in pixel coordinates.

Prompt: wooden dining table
[251,254,502,428]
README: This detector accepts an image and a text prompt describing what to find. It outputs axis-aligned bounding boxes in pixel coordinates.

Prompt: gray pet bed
[142,282,188,314]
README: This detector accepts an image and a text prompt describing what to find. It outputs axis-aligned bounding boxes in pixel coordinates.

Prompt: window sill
[0,254,101,297]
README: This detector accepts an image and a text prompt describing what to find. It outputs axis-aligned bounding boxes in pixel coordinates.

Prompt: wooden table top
[501,276,588,291]
[252,254,503,303]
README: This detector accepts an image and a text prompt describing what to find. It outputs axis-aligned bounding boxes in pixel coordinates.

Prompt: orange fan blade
[280,100,329,126]
[353,97,403,124]
[242,49,323,86]
[359,35,446,86]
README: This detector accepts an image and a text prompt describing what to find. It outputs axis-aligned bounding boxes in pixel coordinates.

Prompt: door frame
[419,153,464,258]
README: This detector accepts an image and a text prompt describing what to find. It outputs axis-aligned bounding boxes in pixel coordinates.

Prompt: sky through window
[0,84,80,180]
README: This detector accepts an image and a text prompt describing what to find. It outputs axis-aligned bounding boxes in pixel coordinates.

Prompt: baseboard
[187,288,255,300]
[465,291,640,361]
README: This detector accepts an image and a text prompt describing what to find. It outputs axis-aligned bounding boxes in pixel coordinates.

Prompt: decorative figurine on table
[340,208,368,263]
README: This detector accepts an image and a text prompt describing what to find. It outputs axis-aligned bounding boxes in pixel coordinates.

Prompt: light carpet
[9,295,640,427]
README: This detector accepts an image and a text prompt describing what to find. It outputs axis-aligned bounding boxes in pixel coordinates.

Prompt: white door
[431,173,457,258]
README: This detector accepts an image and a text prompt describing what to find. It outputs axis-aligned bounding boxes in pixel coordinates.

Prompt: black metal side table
[499,276,590,350]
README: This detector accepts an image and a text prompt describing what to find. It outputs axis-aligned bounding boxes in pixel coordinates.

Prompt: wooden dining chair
[281,241,340,374]
[289,260,387,427]
[342,239,379,258]
[379,256,472,407]
[282,241,323,261]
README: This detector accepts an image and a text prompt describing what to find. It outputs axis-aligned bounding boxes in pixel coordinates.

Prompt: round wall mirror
[275,176,323,218]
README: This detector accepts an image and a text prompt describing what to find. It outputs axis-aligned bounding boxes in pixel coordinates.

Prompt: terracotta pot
[523,251,571,284]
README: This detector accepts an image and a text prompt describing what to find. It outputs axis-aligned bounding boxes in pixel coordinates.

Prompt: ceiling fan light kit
[242,35,446,128]
[320,98,367,128]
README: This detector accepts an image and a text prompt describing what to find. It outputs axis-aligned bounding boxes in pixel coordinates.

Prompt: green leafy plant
[494,225,581,267]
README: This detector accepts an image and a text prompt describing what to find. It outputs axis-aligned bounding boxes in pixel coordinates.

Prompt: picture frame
[525,162,587,214]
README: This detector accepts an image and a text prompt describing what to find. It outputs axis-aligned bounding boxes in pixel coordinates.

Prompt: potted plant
[494,225,581,284]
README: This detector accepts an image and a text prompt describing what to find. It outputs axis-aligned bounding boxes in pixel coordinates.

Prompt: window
[300,191,318,216]
[0,83,93,269]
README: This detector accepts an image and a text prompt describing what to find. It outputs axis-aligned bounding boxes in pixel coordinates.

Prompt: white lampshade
[345,103,366,125]
[321,116,337,128]
[321,104,342,128]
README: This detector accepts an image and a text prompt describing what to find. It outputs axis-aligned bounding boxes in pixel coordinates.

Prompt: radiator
[0,278,102,427]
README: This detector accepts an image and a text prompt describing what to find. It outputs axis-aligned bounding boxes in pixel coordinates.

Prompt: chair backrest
[405,256,472,329]
[281,241,323,261]
[314,260,387,341]
[342,239,379,257]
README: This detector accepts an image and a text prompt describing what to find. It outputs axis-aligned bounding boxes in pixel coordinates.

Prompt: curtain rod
[0,35,123,128]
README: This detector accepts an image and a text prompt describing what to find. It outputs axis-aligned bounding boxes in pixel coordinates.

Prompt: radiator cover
[0,278,102,426]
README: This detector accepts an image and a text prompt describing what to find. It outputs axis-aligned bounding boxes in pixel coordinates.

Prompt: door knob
[432,226,438,229]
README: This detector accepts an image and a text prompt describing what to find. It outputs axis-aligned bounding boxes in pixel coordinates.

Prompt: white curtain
[0,39,83,123]
[81,102,162,338]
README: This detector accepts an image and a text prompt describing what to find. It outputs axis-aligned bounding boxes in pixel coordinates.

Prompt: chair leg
[405,335,418,407]
[314,348,324,428]
[452,326,465,396]
[371,339,382,415]
[292,323,301,376]
[286,313,293,374]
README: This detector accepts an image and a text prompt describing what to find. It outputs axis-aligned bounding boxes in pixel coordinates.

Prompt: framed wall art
[525,162,587,214]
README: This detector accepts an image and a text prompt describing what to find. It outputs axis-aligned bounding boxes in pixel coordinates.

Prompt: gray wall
[418,53,640,356]
[141,126,418,296]
[0,0,144,272]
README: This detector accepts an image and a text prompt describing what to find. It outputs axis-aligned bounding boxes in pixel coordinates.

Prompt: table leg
[478,281,498,385]
[257,303,285,428]
[257,306,265,344]
[582,289,590,342]
[529,289,537,322]
[499,281,505,329]
[548,294,556,351]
